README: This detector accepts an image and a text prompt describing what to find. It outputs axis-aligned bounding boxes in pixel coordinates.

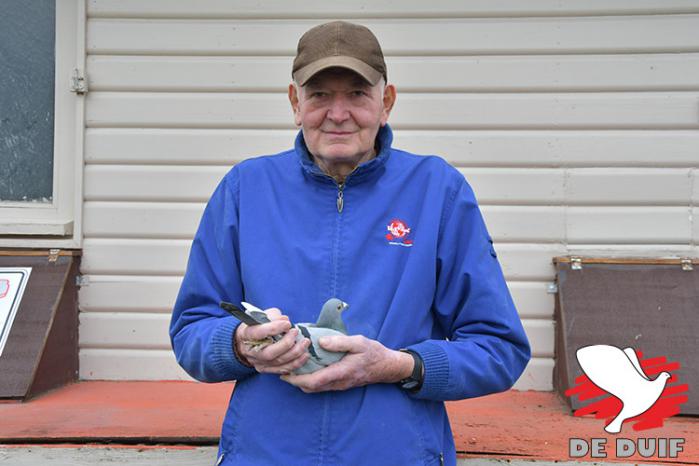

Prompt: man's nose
[326,95,350,123]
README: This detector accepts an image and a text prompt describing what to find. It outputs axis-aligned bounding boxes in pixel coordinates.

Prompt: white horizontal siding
[80,348,191,380]
[85,1,699,19]
[80,312,173,350]
[516,358,553,391]
[86,17,699,55]
[85,128,699,167]
[79,275,180,313]
[86,91,699,129]
[79,2,699,389]
[82,238,190,276]
[79,313,553,358]
[78,276,556,319]
[78,346,552,390]
[84,165,227,202]
[83,201,203,239]
[95,165,695,205]
[86,54,699,92]
[567,207,691,243]
[565,168,692,205]
[81,239,569,281]
[83,202,574,242]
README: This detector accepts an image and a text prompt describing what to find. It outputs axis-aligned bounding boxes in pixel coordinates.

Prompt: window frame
[0,0,85,249]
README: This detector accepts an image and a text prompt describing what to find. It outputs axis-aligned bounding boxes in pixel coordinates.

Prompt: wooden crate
[0,250,80,400]
[554,256,697,415]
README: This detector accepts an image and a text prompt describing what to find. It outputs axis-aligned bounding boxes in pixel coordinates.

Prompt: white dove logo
[575,344,671,434]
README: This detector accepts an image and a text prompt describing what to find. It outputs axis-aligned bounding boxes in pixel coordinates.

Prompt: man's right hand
[234,307,311,375]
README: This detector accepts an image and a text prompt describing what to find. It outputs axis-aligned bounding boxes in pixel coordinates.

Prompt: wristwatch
[398,349,424,392]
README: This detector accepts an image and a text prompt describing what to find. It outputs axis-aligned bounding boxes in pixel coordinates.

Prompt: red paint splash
[565,350,689,432]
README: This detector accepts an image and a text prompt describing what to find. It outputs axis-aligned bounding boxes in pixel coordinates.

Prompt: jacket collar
[295,124,393,186]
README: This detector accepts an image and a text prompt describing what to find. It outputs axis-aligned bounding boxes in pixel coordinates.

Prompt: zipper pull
[439,453,444,466]
[336,183,345,213]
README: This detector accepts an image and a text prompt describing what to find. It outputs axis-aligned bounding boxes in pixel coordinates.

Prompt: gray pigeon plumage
[292,298,349,375]
[231,298,350,375]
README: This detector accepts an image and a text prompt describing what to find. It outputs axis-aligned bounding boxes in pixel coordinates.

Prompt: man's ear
[380,83,397,127]
[288,83,302,127]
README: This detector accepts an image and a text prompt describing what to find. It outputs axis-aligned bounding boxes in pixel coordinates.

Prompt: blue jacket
[170,124,530,466]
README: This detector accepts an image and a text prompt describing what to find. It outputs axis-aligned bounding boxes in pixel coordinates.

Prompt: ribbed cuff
[211,317,257,380]
[406,341,450,400]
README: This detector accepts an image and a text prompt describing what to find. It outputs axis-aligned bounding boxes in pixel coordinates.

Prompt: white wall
[78,1,699,389]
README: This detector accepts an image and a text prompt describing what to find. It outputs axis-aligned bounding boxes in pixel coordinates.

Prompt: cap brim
[293,56,382,86]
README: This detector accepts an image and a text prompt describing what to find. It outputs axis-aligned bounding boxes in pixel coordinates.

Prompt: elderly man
[170,21,530,466]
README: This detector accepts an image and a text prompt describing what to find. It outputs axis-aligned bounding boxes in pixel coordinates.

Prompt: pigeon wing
[241,302,285,342]
[293,325,347,375]
[242,301,266,315]
[623,347,649,381]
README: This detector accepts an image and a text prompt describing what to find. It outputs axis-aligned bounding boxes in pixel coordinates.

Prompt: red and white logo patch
[385,219,413,247]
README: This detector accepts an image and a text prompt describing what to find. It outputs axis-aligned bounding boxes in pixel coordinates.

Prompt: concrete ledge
[0,381,697,464]
[0,446,648,466]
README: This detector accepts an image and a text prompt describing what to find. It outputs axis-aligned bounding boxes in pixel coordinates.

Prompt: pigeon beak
[341,301,349,312]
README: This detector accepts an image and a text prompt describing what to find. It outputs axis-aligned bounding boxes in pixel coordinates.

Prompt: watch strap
[398,349,424,391]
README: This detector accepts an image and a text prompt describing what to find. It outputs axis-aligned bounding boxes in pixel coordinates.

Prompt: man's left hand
[280,335,413,393]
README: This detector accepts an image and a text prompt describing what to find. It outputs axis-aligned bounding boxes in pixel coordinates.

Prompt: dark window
[0,0,56,202]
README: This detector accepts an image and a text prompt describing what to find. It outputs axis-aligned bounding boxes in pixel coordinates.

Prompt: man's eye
[351,90,367,97]
[310,92,327,98]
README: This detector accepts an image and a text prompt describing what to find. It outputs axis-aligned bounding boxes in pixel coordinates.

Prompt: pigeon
[219,298,350,375]
[575,344,671,434]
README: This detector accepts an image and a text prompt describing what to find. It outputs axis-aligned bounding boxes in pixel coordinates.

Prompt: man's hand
[234,308,311,374]
[280,335,414,393]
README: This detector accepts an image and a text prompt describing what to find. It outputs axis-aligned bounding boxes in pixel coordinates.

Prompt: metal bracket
[681,258,694,271]
[70,68,88,94]
[570,257,583,270]
[48,248,61,263]
[75,275,90,287]
[547,282,558,294]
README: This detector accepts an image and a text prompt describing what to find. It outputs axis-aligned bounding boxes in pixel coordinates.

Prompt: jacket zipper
[336,182,345,213]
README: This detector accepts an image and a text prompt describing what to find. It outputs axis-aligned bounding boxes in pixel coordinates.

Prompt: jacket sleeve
[407,175,531,401]
[169,169,257,383]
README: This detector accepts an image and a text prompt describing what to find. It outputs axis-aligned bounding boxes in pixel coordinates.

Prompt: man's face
[289,68,396,167]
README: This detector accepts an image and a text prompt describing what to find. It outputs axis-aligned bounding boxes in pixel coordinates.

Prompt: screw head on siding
[75,275,90,287]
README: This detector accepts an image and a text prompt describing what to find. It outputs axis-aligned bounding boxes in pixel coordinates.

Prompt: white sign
[0,268,32,358]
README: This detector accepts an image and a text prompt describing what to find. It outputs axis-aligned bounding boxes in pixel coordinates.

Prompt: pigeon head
[315,298,349,333]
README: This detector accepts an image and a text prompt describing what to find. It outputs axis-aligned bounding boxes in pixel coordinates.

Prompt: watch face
[401,380,419,390]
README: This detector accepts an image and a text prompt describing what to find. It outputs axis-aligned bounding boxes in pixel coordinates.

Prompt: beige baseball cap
[292,21,387,86]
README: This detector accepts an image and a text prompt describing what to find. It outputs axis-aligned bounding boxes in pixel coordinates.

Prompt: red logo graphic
[0,279,8,299]
[565,345,688,433]
[385,219,413,246]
